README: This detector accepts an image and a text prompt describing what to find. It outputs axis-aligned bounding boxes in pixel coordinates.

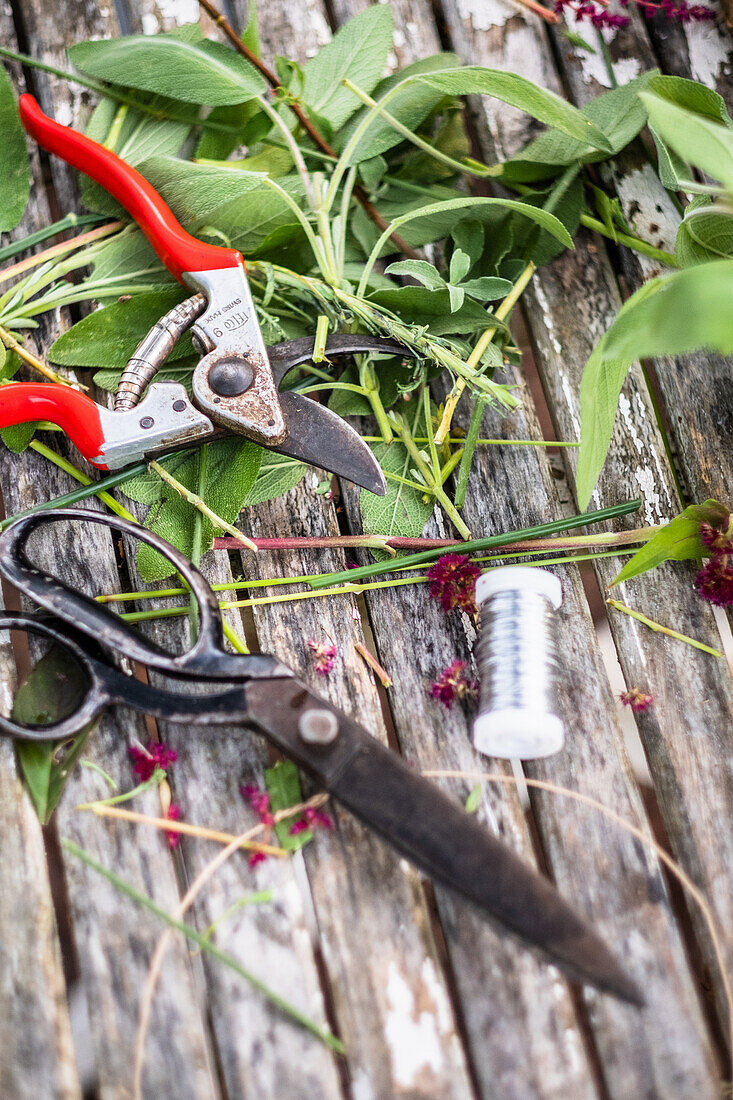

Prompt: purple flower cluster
[554,0,714,26]
[429,660,478,709]
[695,518,733,607]
[426,553,481,614]
[129,740,177,782]
[306,639,337,676]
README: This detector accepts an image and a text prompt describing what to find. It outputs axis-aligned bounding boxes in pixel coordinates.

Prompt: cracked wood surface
[0,0,730,1096]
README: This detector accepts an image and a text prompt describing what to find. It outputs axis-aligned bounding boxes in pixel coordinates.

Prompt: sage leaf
[242,453,307,507]
[415,68,613,151]
[265,760,312,851]
[676,203,733,266]
[368,286,501,335]
[385,259,446,290]
[0,64,30,232]
[301,5,394,130]
[647,73,733,126]
[15,646,94,824]
[639,91,733,190]
[121,440,262,580]
[69,30,266,106]
[577,261,733,507]
[611,500,730,587]
[361,399,436,539]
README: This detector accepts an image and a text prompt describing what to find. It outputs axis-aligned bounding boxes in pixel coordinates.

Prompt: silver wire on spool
[114,293,207,411]
[472,567,565,759]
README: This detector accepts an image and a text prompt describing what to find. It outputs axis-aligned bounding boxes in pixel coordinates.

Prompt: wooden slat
[237,482,474,1096]
[542,13,733,1039]
[435,0,723,1090]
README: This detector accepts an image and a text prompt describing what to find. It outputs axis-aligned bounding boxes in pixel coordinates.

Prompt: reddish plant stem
[213,527,653,552]
[196,0,420,259]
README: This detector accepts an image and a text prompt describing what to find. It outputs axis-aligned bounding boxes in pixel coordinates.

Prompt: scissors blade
[245,679,642,1005]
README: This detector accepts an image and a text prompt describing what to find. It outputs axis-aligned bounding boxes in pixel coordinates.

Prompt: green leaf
[88,226,170,287]
[415,67,614,151]
[449,249,471,285]
[562,30,596,53]
[122,440,262,580]
[611,500,730,586]
[465,784,482,813]
[647,73,733,126]
[337,52,462,164]
[301,5,394,130]
[69,29,266,106]
[676,203,733,266]
[49,290,192,370]
[461,276,512,300]
[577,261,733,506]
[650,124,690,191]
[14,646,94,824]
[0,65,30,232]
[502,74,653,180]
[360,399,435,539]
[1,420,38,453]
[265,760,312,851]
[639,91,733,190]
[195,101,259,161]
[368,285,500,335]
[384,259,446,290]
[451,220,485,267]
[243,452,307,507]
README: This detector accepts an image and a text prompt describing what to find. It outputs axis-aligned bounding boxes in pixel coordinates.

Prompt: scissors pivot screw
[208,357,255,397]
[299,708,339,745]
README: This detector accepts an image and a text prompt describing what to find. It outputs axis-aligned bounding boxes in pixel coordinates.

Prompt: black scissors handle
[0,508,285,682]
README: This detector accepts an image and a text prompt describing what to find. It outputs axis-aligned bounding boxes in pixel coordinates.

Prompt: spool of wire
[472,567,565,759]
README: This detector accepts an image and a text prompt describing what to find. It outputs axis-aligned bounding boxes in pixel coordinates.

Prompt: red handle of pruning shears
[19,94,242,284]
[0,384,108,468]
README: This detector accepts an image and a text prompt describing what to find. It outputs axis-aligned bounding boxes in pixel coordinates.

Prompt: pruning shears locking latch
[4,96,416,494]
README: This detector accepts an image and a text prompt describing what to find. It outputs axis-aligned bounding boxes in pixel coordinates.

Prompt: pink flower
[426,554,481,614]
[129,741,177,782]
[288,804,333,836]
[248,851,267,868]
[240,784,274,825]
[429,660,478,709]
[165,803,182,849]
[306,639,337,676]
[620,688,654,712]
[695,555,733,607]
[700,521,733,556]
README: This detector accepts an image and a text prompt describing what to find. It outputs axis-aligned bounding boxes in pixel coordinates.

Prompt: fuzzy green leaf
[647,73,733,126]
[49,290,192,370]
[360,400,436,539]
[265,760,312,851]
[69,29,266,106]
[502,74,652,180]
[461,276,512,300]
[416,67,613,150]
[577,262,733,507]
[301,5,394,130]
[611,500,730,587]
[243,453,307,507]
[650,124,690,191]
[676,204,733,266]
[0,65,30,232]
[382,195,573,253]
[121,440,262,580]
[639,91,733,190]
[15,647,94,824]
[337,52,462,163]
[368,286,499,335]
[384,259,446,290]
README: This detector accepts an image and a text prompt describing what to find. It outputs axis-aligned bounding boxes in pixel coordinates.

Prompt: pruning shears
[2,95,409,493]
[0,506,642,1007]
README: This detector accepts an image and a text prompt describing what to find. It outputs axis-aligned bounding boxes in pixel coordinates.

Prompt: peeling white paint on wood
[384,961,447,1088]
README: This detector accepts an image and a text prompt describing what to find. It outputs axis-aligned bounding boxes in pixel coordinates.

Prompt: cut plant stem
[0,212,105,265]
[355,641,393,687]
[435,260,536,445]
[454,396,486,509]
[77,804,285,856]
[28,441,136,522]
[359,436,579,447]
[212,533,397,552]
[149,459,257,552]
[62,839,344,1053]
[0,220,123,285]
[309,498,641,589]
[579,214,679,267]
[0,325,80,386]
[606,598,724,658]
[391,411,472,539]
[0,459,149,530]
[508,0,560,20]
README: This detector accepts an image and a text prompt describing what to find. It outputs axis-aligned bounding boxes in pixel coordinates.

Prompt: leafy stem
[390,410,472,539]
[148,459,258,552]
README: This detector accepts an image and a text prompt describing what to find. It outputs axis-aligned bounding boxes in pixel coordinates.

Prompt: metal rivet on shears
[299,708,339,745]
[139,416,154,429]
[208,358,254,396]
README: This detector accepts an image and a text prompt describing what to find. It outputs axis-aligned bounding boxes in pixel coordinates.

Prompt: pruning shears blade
[272,391,386,495]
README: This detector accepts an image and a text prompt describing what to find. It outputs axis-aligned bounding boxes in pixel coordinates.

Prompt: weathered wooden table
[1,0,731,1096]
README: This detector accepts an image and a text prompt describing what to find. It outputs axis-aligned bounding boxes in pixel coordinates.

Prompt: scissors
[0,506,642,1006]
[0,95,414,493]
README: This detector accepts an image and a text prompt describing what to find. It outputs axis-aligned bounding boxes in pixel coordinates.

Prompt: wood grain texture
[438,0,724,1090]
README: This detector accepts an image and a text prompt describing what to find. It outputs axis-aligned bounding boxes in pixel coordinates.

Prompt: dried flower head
[248,851,267,868]
[426,553,481,614]
[306,639,337,676]
[700,521,733,556]
[620,687,654,712]
[289,805,333,835]
[129,741,177,782]
[694,555,733,607]
[165,804,182,849]
[240,783,274,825]
[429,660,478,709]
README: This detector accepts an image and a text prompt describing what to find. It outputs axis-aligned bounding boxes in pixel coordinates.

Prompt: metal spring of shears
[114,293,206,411]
